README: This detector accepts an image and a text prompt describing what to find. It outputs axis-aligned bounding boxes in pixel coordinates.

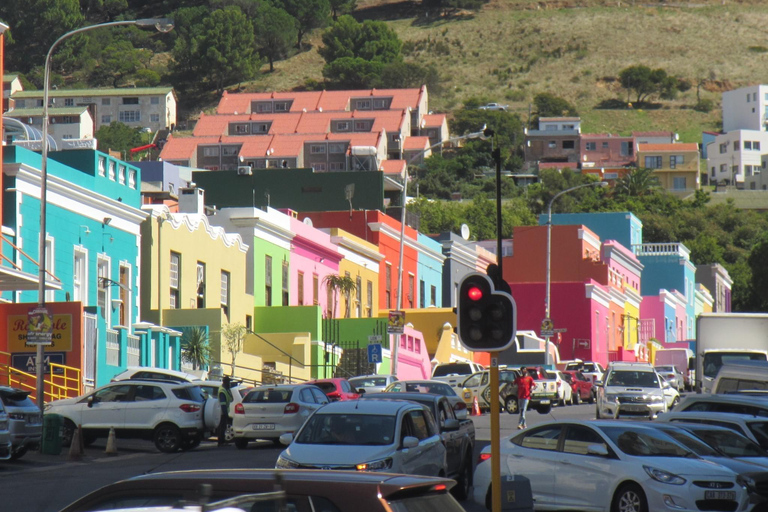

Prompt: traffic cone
[68,425,83,461]
[105,427,118,456]
[472,396,482,416]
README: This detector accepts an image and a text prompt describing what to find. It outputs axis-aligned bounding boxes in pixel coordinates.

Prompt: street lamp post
[35,18,173,410]
[392,127,492,373]
[544,181,608,367]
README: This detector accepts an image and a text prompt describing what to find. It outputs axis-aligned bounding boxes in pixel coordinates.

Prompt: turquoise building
[416,233,444,308]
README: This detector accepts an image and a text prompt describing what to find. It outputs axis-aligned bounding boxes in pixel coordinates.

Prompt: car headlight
[275,455,299,469]
[0,420,7,431]
[650,395,664,402]
[605,393,618,401]
[356,457,393,471]
[8,413,25,420]
[737,475,756,491]
[644,465,686,485]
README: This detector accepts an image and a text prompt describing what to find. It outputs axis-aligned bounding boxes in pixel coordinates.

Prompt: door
[556,425,614,510]
[437,399,461,475]
[123,384,168,430]
[81,384,130,431]
[397,410,445,476]
[511,425,561,507]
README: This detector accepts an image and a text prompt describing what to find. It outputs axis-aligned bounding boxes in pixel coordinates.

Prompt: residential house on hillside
[2,72,21,113]
[706,130,768,187]
[635,142,700,195]
[523,117,581,171]
[579,133,634,180]
[695,263,732,313]
[722,85,768,133]
[6,106,95,150]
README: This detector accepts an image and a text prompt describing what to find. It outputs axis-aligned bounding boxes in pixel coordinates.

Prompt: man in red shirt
[514,368,535,429]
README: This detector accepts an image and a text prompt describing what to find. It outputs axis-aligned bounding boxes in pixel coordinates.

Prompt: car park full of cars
[232,384,328,448]
[276,399,447,477]
[0,386,41,459]
[59,469,464,512]
[44,379,221,452]
[473,419,751,512]
[596,362,667,419]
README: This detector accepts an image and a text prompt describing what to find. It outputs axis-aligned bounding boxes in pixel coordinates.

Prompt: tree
[95,122,144,157]
[323,274,357,318]
[181,326,212,371]
[319,15,402,65]
[329,0,357,20]
[278,0,331,49]
[221,322,248,376]
[614,168,661,197]
[619,65,680,104]
[92,40,150,87]
[378,61,441,94]
[322,57,385,89]
[531,93,578,127]
[253,3,297,72]
[199,7,261,92]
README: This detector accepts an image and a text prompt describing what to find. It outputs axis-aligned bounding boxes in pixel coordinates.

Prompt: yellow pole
[490,355,501,512]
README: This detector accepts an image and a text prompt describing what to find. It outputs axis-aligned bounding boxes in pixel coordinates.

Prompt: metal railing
[127,334,141,367]
[0,350,81,404]
[106,329,120,366]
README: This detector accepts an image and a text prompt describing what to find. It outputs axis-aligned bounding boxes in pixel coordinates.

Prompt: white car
[655,365,686,392]
[111,366,203,383]
[554,371,573,406]
[0,399,12,460]
[658,411,768,451]
[232,384,328,448]
[348,375,398,394]
[44,380,220,452]
[196,380,253,441]
[473,420,750,512]
[596,362,667,419]
[658,374,681,410]
[276,399,447,477]
[564,360,606,387]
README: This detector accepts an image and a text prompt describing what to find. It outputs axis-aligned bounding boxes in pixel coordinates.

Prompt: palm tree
[323,274,357,318]
[615,167,660,197]
[181,326,211,371]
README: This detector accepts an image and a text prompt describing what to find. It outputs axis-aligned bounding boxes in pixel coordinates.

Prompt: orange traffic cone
[472,396,482,416]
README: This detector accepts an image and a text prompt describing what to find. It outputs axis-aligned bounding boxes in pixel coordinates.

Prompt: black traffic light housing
[456,272,517,352]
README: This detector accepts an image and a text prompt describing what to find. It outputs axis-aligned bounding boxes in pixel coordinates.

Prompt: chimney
[178,186,205,215]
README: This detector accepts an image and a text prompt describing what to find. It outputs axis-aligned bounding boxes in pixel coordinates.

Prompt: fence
[106,329,120,366]
[127,334,141,367]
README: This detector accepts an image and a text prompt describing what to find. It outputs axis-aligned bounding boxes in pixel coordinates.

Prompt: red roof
[420,113,446,128]
[379,159,406,175]
[403,136,430,151]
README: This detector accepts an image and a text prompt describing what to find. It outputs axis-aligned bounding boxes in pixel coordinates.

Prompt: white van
[713,360,768,393]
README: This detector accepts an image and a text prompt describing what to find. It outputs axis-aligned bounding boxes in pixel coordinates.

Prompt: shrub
[694,99,714,113]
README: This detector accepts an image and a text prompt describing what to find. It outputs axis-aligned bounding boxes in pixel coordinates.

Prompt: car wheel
[671,396,680,410]
[180,436,201,451]
[225,423,235,443]
[153,424,182,453]
[234,438,249,450]
[588,392,595,404]
[61,419,76,447]
[452,452,473,501]
[10,446,27,460]
[595,404,601,419]
[505,397,518,414]
[537,404,552,415]
[611,482,648,512]
[573,392,581,405]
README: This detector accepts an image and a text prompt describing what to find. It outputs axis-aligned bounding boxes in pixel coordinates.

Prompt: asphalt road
[0,401,597,512]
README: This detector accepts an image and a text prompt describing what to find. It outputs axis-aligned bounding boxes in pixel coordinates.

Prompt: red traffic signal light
[467,286,483,301]
[456,273,517,352]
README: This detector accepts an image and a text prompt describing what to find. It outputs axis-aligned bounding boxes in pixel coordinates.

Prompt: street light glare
[135,18,175,33]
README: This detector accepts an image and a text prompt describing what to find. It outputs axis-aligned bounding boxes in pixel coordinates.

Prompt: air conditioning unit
[237,165,252,176]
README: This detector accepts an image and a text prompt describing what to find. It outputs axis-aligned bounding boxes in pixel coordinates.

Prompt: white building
[722,85,768,133]
[706,129,768,186]
[6,106,94,149]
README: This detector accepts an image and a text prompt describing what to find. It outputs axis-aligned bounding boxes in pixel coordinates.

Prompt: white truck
[654,348,694,391]
[695,313,768,393]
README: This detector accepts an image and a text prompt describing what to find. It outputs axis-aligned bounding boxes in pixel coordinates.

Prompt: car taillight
[432,484,447,492]
[179,403,201,413]
[478,452,491,463]
[234,403,245,415]
[557,381,561,388]
[454,401,467,412]
[284,403,299,414]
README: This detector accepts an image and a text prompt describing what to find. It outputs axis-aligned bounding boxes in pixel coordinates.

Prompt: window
[563,140,575,149]
[265,255,272,306]
[313,274,319,305]
[150,97,160,105]
[102,98,111,106]
[170,252,180,308]
[373,99,387,109]
[312,163,327,171]
[222,146,239,157]
[563,426,606,455]
[221,271,230,319]
[356,276,362,318]
[356,100,371,109]
[196,262,205,308]
[355,121,368,131]
[254,123,269,133]
[408,274,415,309]
[420,280,426,308]
[274,101,290,112]
[621,141,633,156]
[118,265,130,327]
[745,141,752,150]
[297,271,304,306]
[118,111,140,122]
[518,426,562,451]
[98,257,110,323]
[282,261,289,306]
[150,114,160,123]
[336,121,350,131]
[720,163,727,174]
[756,141,762,151]
[122,97,139,105]
[310,145,326,154]
[602,142,609,149]
[255,102,272,113]
[386,264,392,309]
[548,141,557,149]
[644,156,663,169]
[734,141,740,151]
[431,285,437,307]
[203,146,219,157]
[63,98,74,106]
[669,155,684,168]
[329,143,345,154]
[720,143,727,154]
[329,162,345,171]
[101,115,112,124]
[585,142,596,151]
[366,281,373,317]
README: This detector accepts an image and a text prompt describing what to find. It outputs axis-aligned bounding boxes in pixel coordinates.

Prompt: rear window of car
[244,389,292,403]
[172,385,206,402]
[313,382,338,394]
[432,364,472,377]
[349,377,389,388]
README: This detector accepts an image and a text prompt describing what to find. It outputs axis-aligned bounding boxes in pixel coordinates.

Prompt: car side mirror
[402,436,419,449]
[662,381,670,388]
[594,381,603,387]
[455,408,468,420]
[586,444,609,456]
[357,388,366,394]
[279,433,293,446]
[442,418,460,432]
[87,395,96,408]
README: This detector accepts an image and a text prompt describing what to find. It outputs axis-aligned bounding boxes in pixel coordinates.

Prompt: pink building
[394,325,432,380]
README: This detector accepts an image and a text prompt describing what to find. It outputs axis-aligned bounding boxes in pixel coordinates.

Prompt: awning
[0,265,62,291]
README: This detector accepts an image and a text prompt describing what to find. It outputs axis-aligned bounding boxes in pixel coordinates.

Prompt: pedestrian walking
[514,368,534,429]
[217,375,233,445]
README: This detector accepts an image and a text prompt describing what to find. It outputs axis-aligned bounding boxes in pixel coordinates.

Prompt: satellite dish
[460,223,470,240]
[303,217,313,227]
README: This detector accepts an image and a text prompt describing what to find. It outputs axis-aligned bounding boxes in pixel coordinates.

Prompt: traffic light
[457,273,517,352]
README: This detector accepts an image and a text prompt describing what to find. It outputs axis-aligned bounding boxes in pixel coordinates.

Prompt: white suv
[596,363,667,419]
[44,379,221,452]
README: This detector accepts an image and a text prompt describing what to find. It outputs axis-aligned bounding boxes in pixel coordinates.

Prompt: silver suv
[44,379,221,452]
[0,386,41,459]
[596,363,667,419]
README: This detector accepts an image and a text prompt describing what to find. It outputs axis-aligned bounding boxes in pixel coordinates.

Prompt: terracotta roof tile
[421,113,446,127]
[403,136,430,151]
[216,88,425,114]
[159,135,214,161]
[379,159,406,175]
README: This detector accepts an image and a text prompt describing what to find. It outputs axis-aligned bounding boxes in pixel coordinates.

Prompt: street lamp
[35,18,174,410]
[544,181,608,367]
[392,127,493,372]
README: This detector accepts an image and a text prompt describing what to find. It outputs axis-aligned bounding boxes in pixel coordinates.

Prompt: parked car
[658,411,768,452]
[305,378,360,401]
[655,365,686,392]
[460,369,519,412]
[713,360,768,394]
[554,371,573,406]
[0,398,12,461]
[44,379,220,452]
[60,469,463,512]
[477,103,508,111]
[658,374,681,410]
[431,362,485,390]
[561,370,594,404]
[348,374,398,394]
[384,379,468,417]
[111,366,203,383]
[595,362,667,419]
[276,399,447,477]
[361,392,475,500]
[472,420,750,512]
[196,379,253,442]
[564,360,606,388]
[0,386,42,459]
[232,384,328,449]
[675,392,768,417]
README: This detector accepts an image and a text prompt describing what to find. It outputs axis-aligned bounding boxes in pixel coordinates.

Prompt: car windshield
[244,389,292,403]
[655,366,675,373]
[655,428,719,456]
[404,382,456,396]
[296,413,395,446]
[599,426,692,457]
[606,371,659,388]
[349,377,388,388]
[388,493,466,512]
[172,385,206,402]
[689,428,767,458]
[432,364,472,377]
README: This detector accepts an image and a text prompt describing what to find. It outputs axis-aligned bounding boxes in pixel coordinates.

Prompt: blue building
[416,233,444,308]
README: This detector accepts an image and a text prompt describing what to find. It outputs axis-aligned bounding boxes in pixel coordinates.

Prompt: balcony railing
[633,243,690,259]
[127,334,141,367]
[106,329,120,366]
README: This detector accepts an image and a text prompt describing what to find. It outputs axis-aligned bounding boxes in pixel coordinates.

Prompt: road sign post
[367,343,382,364]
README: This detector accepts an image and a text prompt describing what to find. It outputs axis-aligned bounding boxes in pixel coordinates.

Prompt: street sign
[367,343,383,364]
[367,334,383,342]
[554,328,567,333]
[27,306,53,345]
[12,352,65,374]
[388,310,405,334]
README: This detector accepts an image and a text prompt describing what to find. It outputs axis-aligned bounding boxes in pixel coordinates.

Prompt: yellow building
[140,204,253,373]
[636,143,700,197]
[329,228,382,318]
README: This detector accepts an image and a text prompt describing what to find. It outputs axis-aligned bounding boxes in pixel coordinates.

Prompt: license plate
[623,405,646,412]
[252,424,275,430]
[705,491,735,500]
[539,400,550,405]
